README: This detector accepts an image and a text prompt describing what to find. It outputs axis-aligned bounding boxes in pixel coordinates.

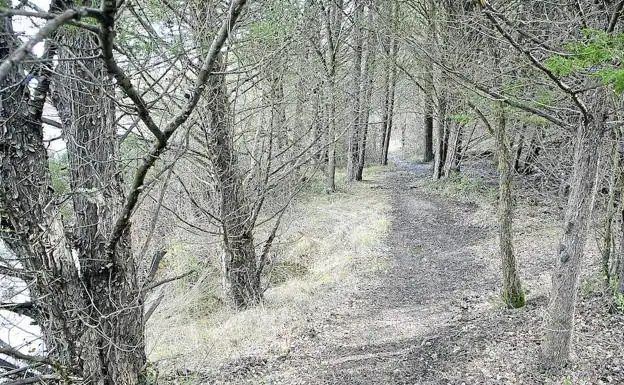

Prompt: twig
[140,270,195,292]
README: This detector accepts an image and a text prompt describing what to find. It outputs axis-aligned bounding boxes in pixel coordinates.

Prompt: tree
[347,0,364,181]
[477,1,618,367]
[0,0,247,381]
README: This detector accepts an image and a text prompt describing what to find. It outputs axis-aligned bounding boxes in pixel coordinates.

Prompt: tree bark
[542,106,606,367]
[433,96,448,179]
[205,58,261,309]
[347,0,363,181]
[443,122,463,177]
[356,3,376,181]
[380,35,398,166]
[494,105,525,308]
[423,75,434,162]
[51,12,146,382]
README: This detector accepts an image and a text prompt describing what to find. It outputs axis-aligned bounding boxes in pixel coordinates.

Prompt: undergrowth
[145,164,392,374]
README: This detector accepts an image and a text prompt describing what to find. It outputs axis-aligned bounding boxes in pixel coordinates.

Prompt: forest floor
[156,156,624,385]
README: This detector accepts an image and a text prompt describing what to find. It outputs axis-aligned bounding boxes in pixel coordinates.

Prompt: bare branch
[145,249,166,283]
[105,0,248,255]
[140,270,195,292]
[608,0,624,33]
[0,7,101,83]
[0,302,36,319]
[0,344,51,366]
[0,8,100,34]
[481,5,589,118]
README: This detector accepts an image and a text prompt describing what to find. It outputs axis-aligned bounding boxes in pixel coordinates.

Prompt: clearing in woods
[191,157,623,384]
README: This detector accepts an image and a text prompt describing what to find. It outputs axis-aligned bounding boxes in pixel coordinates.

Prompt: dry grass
[145,165,392,374]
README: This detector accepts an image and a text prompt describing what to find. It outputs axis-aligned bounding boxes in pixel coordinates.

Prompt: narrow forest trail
[225,158,533,385]
[283,158,500,384]
[203,156,624,385]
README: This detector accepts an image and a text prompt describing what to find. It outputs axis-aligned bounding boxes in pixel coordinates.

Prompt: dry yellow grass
[145,165,392,373]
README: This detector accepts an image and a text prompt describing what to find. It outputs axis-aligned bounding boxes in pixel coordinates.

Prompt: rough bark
[443,122,463,177]
[1,3,146,382]
[542,105,606,367]
[50,9,145,382]
[205,59,261,309]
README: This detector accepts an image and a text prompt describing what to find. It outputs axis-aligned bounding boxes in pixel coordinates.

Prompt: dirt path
[226,159,514,384]
[202,157,624,385]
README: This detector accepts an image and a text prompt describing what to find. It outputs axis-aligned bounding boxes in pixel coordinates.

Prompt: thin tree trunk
[494,105,525,308]
[326,77,337,192]
[423,75,434,162]
[206,57,261,309]
[379,49,391,164]
[616,129,624,297]
[356,3,376,181]
[601,131,619,287]
[347,0,363,181]
[433,96,448,179]
[542,106,606,367]
[381,35,398,166]
[513,130,525,172]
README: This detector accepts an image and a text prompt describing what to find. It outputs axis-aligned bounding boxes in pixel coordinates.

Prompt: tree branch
[0,8,100,34]
[481,5,589,118]
[105,0,248,255]
[0,344,51,366]
[0,302,37,319]
[608,0,624,33]
[0,7,100,83]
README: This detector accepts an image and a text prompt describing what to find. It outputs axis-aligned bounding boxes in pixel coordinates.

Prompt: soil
[196,157,624,385]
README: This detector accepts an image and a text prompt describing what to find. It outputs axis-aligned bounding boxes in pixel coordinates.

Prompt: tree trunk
[326,77,337,192]
[494,105,525,308]
[617,132,624,296]
[356,4,376,181]
[619,199,624,295]
[513,130,525,173]
[443,122,463,177]
[0,6,146,382]
[601,131,619,287]
[423,77,435,162]
[380,36,398,166]
[542,107,606,368]
[322,0,342,192]
[347,0,363,181]
[51,16,146,383]
[433,96,448,179]
[206,59,261,309]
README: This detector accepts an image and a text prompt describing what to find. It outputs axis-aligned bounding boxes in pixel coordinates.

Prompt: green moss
[503,287,526,309]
